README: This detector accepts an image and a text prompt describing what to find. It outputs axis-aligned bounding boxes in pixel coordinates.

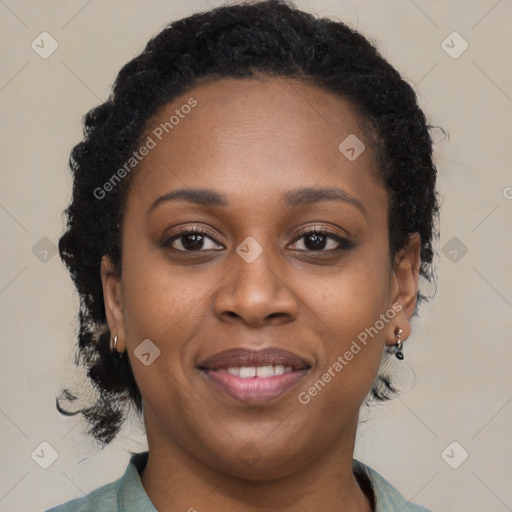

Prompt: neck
[139,413,373,512]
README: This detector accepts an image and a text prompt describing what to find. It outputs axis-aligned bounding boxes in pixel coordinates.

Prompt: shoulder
[44,479,120,512]
[45,451,155,512]
[353,459,434,512]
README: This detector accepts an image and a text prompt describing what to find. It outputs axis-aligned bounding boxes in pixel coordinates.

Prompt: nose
[213,242,299,327]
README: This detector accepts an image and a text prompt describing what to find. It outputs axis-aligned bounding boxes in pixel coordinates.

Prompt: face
[102,77,420,480]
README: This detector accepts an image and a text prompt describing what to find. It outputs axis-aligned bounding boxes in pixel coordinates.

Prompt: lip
[198,347,311,370]
[197,347,312,404]
[201,368,309,403]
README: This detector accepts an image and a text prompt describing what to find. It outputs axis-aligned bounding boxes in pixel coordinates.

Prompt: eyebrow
[147,186,367,217]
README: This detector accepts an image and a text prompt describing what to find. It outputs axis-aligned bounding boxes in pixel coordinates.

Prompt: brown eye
[164,228,224,252]
[163,226,354,254]
[289,229,354,253]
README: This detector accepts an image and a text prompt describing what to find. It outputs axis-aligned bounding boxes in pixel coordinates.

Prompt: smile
[197,347,312,403]
[224,364,293,378]
[201,367,310,403]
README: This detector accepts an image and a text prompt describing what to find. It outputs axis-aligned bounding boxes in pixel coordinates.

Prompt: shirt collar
[118,451,157,511]
[353,459,431,511]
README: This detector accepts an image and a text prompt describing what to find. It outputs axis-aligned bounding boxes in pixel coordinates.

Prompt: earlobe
[100,255,125,352]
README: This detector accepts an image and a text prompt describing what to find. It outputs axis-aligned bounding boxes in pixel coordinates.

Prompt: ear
[100,255,126,352]
[386,233,421,347]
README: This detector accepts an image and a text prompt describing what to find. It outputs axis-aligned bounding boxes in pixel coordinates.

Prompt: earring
[394,327,404,360]
[110,334,118,353]
[395,327,404,361]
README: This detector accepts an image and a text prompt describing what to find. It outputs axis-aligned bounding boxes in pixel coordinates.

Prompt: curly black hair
[57,0,440,447]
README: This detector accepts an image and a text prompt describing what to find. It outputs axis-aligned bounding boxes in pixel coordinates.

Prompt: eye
[163,227,224,252]
[163,226,354,254]
[289,228,354,253]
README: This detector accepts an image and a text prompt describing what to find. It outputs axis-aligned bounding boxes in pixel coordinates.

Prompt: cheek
[318,239,391,324]
[311,247,392,392]
[119,251,207,407]
[119,244,204,349]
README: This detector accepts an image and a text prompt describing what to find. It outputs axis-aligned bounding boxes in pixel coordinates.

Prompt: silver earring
[110,335,118,353]
[394,327,404,360]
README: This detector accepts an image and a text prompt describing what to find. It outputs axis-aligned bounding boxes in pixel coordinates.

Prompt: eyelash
[163,226,354,254]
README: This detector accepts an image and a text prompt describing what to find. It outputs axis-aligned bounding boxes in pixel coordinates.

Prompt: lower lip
[201,368,309,403]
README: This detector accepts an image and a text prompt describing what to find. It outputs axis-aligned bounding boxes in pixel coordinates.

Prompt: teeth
[225,365,294,378]
[256,365,274,378]
[274,365,285,375]
[239,366,256,378]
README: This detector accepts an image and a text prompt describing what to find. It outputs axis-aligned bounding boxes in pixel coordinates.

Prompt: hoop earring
[110,334,118,353]
[394,327,404,360]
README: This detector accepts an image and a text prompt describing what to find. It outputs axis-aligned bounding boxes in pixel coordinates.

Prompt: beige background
[1,1,511,511]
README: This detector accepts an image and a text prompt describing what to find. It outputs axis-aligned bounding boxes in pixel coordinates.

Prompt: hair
[57,0,440,447]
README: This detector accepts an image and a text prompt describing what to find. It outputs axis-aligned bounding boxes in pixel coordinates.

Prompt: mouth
[197,347,312,404]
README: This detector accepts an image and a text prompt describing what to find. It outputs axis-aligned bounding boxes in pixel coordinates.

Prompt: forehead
[125,76,384,215]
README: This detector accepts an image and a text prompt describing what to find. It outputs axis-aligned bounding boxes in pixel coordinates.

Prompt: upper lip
[198,347,311,371]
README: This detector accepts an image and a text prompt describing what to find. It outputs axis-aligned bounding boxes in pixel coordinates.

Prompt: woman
[48,1,439,510]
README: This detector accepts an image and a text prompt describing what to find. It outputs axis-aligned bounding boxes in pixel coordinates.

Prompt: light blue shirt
[45,451,433,511]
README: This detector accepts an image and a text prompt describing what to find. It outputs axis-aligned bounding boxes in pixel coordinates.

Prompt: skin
[101,76,421,512]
